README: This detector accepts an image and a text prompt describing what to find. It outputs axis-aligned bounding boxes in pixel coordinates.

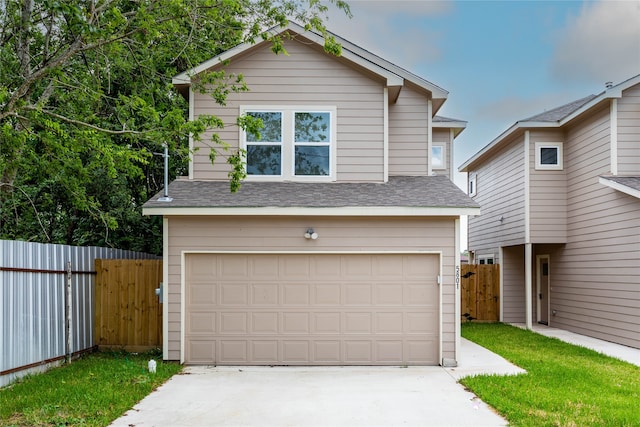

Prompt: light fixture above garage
[304,228,318,240]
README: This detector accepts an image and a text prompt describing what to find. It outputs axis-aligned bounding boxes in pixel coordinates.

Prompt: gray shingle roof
[522,95,598,122]
[143,175,478,210]
[600,176,640,192]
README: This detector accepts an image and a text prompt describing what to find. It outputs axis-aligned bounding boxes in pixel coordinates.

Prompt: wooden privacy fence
[461,264,500,322]
[95,259,163,351]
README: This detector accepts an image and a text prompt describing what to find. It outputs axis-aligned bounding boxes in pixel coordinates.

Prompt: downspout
[383,87,389,182]
[610,99,618,175]
[524,130,533,329]
[427,100,433,176]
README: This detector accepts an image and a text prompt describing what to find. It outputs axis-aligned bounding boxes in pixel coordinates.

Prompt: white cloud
[325,0,451,69]
[551,0,640,84]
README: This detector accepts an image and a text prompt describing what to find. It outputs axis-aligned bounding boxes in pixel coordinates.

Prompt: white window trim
[469,174,477,197]
[477,254,494,265]
[535,142,563,170]
[432,144,446,170]
[240,105,337,182]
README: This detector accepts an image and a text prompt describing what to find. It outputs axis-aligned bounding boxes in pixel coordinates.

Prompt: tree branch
[23,106,155,135]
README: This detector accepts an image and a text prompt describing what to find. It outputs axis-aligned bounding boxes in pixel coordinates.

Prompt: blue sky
[325,0,640,186]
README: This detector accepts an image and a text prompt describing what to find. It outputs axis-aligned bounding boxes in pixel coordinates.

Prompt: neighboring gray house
[460,75,640,349]
[143,22,478,366]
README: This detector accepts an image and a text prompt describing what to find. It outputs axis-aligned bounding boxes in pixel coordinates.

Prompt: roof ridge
[521,94,599,123]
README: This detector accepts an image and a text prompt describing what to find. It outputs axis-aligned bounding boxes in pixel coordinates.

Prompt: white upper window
[432,144,446,170]
[469,174,477,197]
[535,142,563,170]
[241,106,336,181]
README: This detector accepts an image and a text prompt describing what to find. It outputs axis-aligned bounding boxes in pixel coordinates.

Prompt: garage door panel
[314,341,341,362]
[220,340,248,363]
[283,340,310,362]
[185,254,440,365]
[282,312,310,333]
[188,312,216,334]
[251,341,279,362]
[312,312,341,333]
[251,256,280,277]
[344,312,372,333]
[220,312,248,334]
[344,284,372,305]
[375,284,403,305]
[189,284,217,305]
[188,340,216,363]
[251,312,278,334]
[282,284,310,305]
[376,340,403,362]
[375,312,403,333]
[251,284,278,305]
[344,341,373,362]
[220,257,250,278]
[221,284,248,305]
[313,284,341,305]
[281,257,311,278]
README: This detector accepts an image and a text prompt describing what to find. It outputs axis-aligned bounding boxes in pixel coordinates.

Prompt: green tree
[0,0,350,253]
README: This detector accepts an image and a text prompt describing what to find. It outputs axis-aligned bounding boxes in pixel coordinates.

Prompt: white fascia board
[433,121,467,129]
[599,177,640,199]
[143,206,481,217]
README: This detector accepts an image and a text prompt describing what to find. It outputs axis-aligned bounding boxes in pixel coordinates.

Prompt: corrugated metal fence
[0,239,158,387]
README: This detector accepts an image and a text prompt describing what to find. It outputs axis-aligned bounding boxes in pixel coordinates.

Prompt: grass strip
[461,323,640,427]
[0,350,182,427]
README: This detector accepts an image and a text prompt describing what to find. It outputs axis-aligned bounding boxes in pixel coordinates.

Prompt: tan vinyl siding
[468,134,526,251]
[191,39,385,182]
[164,216,458,361]
[529,130,567,243]
[550,104,640,348]
[501,245,525,323]
[617,84,640,175]
[388,86,429,176]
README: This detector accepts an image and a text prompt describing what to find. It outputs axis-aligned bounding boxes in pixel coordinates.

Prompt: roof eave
[142,206,481,217]
[598,177,640,199]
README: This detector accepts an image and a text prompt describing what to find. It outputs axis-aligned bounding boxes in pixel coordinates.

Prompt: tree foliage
[0,0,350,253]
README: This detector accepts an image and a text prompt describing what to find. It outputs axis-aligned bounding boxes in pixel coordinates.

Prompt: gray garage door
[185,253,440,365]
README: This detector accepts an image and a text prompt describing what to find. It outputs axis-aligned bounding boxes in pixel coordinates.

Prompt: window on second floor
[242,106,336,181]
[468,174,477,197]
[535,142,563,170]
[432,144,446,170]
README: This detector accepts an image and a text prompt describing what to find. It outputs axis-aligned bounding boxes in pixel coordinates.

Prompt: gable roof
[142,175,480,217]
[460,74,640,172]
[172,21,449,112]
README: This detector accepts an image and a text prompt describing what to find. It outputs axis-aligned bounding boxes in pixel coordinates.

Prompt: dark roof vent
[605,81,613,89]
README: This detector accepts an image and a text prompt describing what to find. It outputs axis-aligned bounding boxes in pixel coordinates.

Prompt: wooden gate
[94,259,162,351]
[461,264,500,322]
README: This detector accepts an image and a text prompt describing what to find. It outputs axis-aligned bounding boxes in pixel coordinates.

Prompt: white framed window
[535,142,563,170]
[241,106,336,181]
[477,255,494,265]
[431,144,446,170]
[468,174,477,197]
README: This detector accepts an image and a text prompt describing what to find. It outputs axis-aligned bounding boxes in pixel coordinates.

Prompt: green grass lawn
[0,350,182,427]
[462,323,640,427]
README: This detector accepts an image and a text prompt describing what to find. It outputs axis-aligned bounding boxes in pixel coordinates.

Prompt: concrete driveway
[110,339,524,427]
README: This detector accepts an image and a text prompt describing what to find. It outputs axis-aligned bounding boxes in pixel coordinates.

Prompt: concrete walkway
[110,338,522,427]
[511,324,640,367]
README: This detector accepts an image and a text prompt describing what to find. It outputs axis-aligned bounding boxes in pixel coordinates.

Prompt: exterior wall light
[304,228,318,240]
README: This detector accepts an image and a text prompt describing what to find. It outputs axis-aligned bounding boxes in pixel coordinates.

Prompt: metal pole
[65,261,72,363]
[158,144,173,202]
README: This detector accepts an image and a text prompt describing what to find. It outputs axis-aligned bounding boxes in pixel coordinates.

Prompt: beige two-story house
[460,75,640,349]
[143,22,478,366]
